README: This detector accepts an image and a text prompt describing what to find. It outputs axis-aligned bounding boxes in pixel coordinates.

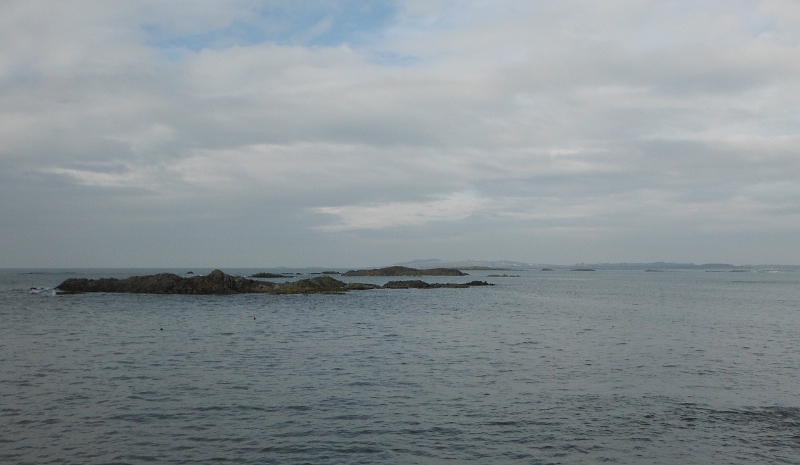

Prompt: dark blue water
[2,269,799,464]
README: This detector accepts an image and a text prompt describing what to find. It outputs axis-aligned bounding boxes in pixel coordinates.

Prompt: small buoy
[160,328,163,331]
[253,316,256,320]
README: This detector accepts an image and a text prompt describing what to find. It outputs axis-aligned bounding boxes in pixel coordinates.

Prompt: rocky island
[342,266,467,277]
[249,272,291,278]
[382,280,491,289]
[55,270,491,295]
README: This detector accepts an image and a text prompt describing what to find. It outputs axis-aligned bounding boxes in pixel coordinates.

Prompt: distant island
[342,266,467,277]
[55,270,490,295]
[394,259,529,270]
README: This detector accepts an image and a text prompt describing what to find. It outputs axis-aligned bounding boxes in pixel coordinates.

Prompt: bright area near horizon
[2,1,799,268]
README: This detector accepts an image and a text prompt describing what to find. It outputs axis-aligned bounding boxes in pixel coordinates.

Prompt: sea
[1,268,799,464]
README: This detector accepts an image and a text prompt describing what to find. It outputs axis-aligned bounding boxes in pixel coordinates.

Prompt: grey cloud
[2,1,799,267]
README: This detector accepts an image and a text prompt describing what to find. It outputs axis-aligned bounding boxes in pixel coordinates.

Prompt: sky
[2,0,800,268]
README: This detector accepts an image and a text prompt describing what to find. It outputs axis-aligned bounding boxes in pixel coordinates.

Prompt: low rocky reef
[382,280,491,289]
[55,270,491,295]
[249,272,291,278]
[342,266,467,277]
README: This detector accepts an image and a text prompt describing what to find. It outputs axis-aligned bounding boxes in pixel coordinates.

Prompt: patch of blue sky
[144,0,400,59]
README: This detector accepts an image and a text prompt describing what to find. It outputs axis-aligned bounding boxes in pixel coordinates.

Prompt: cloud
[42,165,155,189]
[314,191,486,230]
[2,1,800,266]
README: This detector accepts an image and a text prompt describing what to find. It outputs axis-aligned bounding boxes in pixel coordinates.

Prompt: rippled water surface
[2,268,799,464]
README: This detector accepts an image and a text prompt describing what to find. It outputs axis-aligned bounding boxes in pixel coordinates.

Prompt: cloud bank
[2,0,799,267]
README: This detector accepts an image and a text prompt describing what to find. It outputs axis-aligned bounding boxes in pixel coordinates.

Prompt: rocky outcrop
[250,272,291,278]
[382,280,493,289]
[55,270,489,295]
[56,270,348,295]
[382,280,432,289]
[342,266,467,277]
[56,270,255,295]
[266,276,350,294]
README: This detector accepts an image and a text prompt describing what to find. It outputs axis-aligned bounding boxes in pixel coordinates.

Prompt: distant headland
[342,266,467,277]
[55,270,491,295]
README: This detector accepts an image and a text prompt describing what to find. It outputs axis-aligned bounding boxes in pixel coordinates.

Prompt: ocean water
[1,268,799,464]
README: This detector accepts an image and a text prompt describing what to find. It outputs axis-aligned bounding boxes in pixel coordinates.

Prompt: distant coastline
[391,259,800,272]
[6,261,799,274]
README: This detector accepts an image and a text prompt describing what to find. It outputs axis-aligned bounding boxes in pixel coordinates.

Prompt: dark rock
[269,275,350,294]
[344,282,381,290]
[55,270,338,295]
[431,280,493,288]
[56,270,491,295]
[464,281,493,286]
[56,270,256,295]
[250,272,290,278]
[383,280,432,289]
[382,280,493,289]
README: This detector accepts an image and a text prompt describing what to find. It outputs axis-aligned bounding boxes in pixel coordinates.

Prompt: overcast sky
[2,0,799,267]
